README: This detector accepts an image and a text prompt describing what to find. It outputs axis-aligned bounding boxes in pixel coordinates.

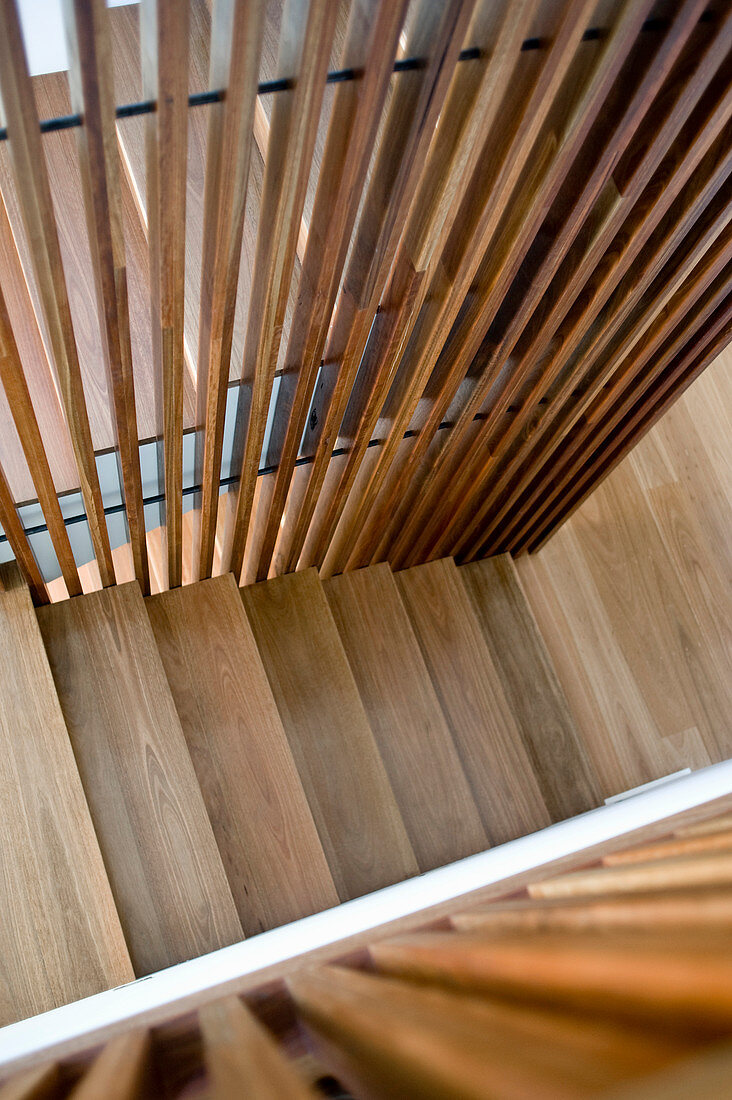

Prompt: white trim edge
[1,758,731,1068]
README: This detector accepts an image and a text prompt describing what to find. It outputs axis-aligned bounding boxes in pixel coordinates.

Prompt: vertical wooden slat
[68,1031,150,1099]
[0,464,47,605]
[226,0,339,581]
[0,0,115,586]
[62,0,149,594]
[0,1065,60,1100]
[199,995,315,1098]
[141,0,189,589]
[279,0,476,574]
[0,267,81,596]
[195,0,267,581]
[254,0,410,582]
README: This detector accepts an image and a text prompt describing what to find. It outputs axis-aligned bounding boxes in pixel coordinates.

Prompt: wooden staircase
[0,552,605,1025]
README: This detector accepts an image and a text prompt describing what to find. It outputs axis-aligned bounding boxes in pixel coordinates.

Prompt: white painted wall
[18,0,136,77]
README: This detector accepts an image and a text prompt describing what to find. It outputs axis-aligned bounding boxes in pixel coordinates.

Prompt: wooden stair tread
[241,568,418,900]
[0,563,133,1026]
[396,557,552,842]
[323,563,488,871]
[460,554,600,820]
[147,574,339,935]
[37,580,243,975]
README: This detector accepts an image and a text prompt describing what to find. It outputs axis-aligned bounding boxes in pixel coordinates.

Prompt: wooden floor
[516,348,732,800]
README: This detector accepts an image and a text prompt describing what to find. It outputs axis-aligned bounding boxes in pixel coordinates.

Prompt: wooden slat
[0,562,134,1025]
[240,568,419,900]
[395,557,552,842]
[199,995,315,1099]
[603,1040,732,1100]
[444,13,732,562]
[61,0,149,593]
[69,1031,150,1100]
[453,890,732,933]
[227,0,338,580]
[254,0,409,582]
[378,0,706,570]
[0,277,81,596]
[290,964,687,1098]
[146,574,339,934]
[678,813,732,839]
[605,831,732,867]
[0,0,115,585]
[36,581,243,975]
[140,0,189,589]
[0,1065,60,1100]
[371,929,732,1033]
[529,851,732,900]
[281,0,477,575]
[323,563,489,871]
[0,462,48,606]
[195,0,267,581]
[460,555,599,819]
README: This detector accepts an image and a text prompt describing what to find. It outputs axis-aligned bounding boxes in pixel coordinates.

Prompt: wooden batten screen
[0,0,729,601]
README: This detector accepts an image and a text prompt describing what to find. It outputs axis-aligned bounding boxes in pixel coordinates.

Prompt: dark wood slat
[195,0,267,581]
[0,1065,61,1100]
[141,0,189,589]
[62,0,149,594]
[0,467,48,605]
[0,0,115,585]
[68,1031,150,1099]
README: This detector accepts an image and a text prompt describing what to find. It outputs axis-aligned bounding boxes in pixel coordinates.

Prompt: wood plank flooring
[396,558,552,843]
[461,555,601,820]
[0,563,133,1026]
[147,574,339,934]
[36,581,243,975]
[516,351,732,798]
[324,563,488,871]
[240,568,419,900]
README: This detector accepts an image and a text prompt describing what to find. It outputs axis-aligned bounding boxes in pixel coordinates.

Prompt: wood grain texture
[396,558,552,842]
[0,0,115,584]
[199,995,315,1099]
[146,573,339,934]
[530,852,732,900]
[460,555,600,820]
[0,562,133,1026]
[36,580,243,975]
[323,563,488,871]
[240,568,419,900]
[0,463,48,605]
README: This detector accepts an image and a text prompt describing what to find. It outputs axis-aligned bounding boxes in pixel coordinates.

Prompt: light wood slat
[240,568,419,900]
[503,195,732,554]
[0,468,47,605]
[0,277,80,596]
[254,0,409,582]
[605,831,732,867]
[371,929,732,1032]
[678,814,732,839]
[418,13,732,564]
[311,0,552,576]
[199,995,315,1099]
[61,0,149,594]
[526,295,732,551]
[69,1031,150,1100]
[290,964,686,1099]
[323,563,489,871]
[140,0,189,590]
[460,555,599,819]
[0,1065,60,1100]
[36,581,244,975]
[0,0,115,586]
[530,851,732,900]
[603,1040,732,1100]
[195,0,267,581]
[146,574,339,934]
[395,557,552,842]
[453,890,732,933]
[226,0,339,581]
[0,562,134,1025]
[281,0,478,575]
[444,15,732,563]
[379,0,707,570]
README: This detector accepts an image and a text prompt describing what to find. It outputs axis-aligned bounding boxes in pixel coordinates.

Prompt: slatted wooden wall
[0,0,729,601]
